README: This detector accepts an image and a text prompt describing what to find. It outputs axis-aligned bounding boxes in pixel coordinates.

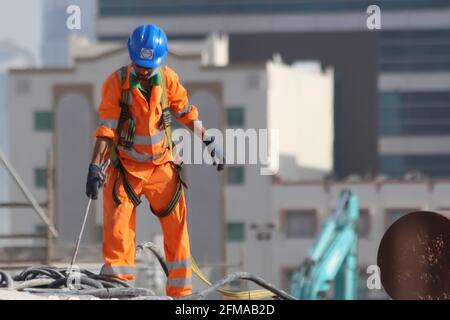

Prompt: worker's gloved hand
[203,136,226,171]
[85,163,104,200]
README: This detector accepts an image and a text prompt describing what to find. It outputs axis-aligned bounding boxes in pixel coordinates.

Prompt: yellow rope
[158,66,274,300]
[191,258,275,300]
[158,67,173,153]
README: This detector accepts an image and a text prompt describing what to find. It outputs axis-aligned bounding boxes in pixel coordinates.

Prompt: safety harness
[110,67,274,299]
[109,65,185,217]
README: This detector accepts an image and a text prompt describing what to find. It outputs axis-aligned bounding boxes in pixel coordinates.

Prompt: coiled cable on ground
[137,241,297,300]
[0,242,296,300]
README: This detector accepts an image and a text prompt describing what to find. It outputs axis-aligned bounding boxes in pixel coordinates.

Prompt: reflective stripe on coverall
[95,64,198,297]
[101,163,192,297]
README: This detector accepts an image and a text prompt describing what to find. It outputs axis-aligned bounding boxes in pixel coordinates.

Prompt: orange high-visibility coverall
[95,64,198,297]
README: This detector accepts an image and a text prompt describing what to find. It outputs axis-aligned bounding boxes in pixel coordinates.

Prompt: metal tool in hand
[69,160,110,271]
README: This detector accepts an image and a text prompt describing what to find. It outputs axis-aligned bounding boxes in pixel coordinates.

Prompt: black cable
[137,242,296,300]
[2,244,296,301]
[179,272,296,300]
[136,242,169,277]
[0,270,14,289]
[24,287,156,299]
[48,276,105,289]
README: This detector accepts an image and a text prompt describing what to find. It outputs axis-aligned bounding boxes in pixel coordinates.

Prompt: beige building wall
[267,62,334,180]
[270,178,450,298]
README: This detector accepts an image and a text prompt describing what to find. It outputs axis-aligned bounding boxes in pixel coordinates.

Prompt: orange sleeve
[95,72,122,139]
[164,66,199,126]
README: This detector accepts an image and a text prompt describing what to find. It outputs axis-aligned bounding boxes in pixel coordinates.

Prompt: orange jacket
[95,64,198,179]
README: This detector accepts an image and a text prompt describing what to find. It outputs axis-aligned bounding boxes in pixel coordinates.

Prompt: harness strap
[118,67,135,150]
[150,162,187,218]
[158,67,174,152]
[112,160,142,207]
[110,65,186,214]
[151,178,183,218]
[111,66,140,207]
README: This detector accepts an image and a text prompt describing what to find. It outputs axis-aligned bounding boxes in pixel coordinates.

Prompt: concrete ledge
[0,289,101,300]
[0,245,102,265]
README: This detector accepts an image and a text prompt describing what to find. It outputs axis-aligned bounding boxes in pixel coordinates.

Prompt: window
[282,209,317,238]
[99,1,450,17]
[227,222,245,242]
[385,208,419,230]
[380,155,450,178]
[247,74,260,90]
[34,225,47,236]
[379,30,450,72]
[226,107,245,127]
[34,168,47,188]
[379,91,450,136]
[16,78,30,94]
[227,166,245,185]
[34,111,54,131]
[33,225,48,246]
[357,209,371,238]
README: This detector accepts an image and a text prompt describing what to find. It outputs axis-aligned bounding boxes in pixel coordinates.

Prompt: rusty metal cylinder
[377,210,450,300]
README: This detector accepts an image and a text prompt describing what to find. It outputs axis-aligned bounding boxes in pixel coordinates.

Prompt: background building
[5,36,333,292]
[97,0,450,179]
[42,0,96,67]
[1,1,449,300]
[0,42,34,242]
[266,176,450,298]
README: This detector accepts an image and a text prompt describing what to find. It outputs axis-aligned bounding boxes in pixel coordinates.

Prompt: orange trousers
[100,161,192,297]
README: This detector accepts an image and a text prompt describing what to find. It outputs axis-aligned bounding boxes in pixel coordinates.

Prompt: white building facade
[0,42,34,241]
[225,176,450,299]
[96,0,450,179]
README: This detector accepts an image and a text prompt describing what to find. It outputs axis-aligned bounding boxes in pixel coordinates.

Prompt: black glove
[86,163,104,200]
[203,136,226,171]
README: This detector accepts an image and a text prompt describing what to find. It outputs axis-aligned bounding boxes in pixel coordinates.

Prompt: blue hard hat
[127,24,168,69]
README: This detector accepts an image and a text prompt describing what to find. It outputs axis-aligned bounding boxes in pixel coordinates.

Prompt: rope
[137,241,296,300]
[0,247,296,300]
[190,258,281,300]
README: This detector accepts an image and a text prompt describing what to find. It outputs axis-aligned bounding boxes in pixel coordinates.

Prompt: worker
[85,24,225,297]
